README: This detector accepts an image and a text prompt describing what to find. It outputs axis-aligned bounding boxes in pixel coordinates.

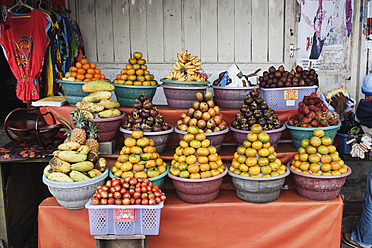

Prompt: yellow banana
[194,67,202,70]
[193,62,202,66]
[173,63,181,70]
[189,55,197,61]
[177,53,185,63]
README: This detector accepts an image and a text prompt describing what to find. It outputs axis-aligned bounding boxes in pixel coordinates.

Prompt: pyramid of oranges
[230,124,286,177]
[290,129,349,176]
[113,51,157,86]
[111,130,167,179]
[65,58,106,82]
[169,126,226,179]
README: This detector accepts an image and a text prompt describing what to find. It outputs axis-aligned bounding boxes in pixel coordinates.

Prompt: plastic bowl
[288,163,352,201]
[228,167,290,203]
[119,125,174,154]
[161,85,209,109]
[59,79,88,105]
[114,84,158,108]
[285,121,341,149]
[42,169,108,209]
[229,124,286,149]
[91,111,125,142]
[160,78,210,87]
[212,85,254,110]
[109,165,170,189]
[174,127,229,152]
[168,167,227,204]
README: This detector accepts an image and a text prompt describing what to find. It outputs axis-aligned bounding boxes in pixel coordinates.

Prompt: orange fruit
[258,157,269,166]
[87,68,95,74]
[82,63,90,70]
[207,146,217,154]
[294,160,301,168]
[201,171,212,178]
[239,164,249,172]
[136,69,144,76]
[85,74,93,79]
[77,68,86,75]
[261,165,272,175]
[180,170,190,178]
[195,133,206,141]
[128,58,137,64]
[120,74,128,80]
[245,157,257,167]
[320,163,331,172]
[317,145,329,155]
[310,163,320,173]
[247,133,258,142]
[143,81,151,86]
[236,146,246,155]
[298,147,306,154]
[313,129,325,137]
[320,154,332,164]
[94,74,101,79]
[141,65,148,70]
[70,72,77,78]
[267,153,277,162]
[200,163,210,171]
[308,154,320,163]
[198,156,208,164]
[251,124,263,134]
[252,141,263,150]
[75,62,82,68]
[258,133,270,143]
[94,68,101,74]
[186,155,197,164]
[330,153,340,162]
[133,52,143,59]
[190,173,201,179]
[249,165,261,175]
[81,58,88,64]
[306,146,317,154]
[321,136,333,146]
[269,162,280,171]
[100,74,106,79]
[202,139,211,148]
[330,161,341,171]
[137,58,146,65]
[90,63,97,69]
[301,139,310,147]
[262,141,271,149]
[133,64,141,70]
[299,153,309,162]
[299,162,310,171]
[131,130,144,139]
[327,145,337,154]
[310,136,321,147]
[188,164,199,174]
[294,153,300,161]
[258,148,270,157]
[70,66,78,72]
[76,74,85,81]
[245,148,257,157]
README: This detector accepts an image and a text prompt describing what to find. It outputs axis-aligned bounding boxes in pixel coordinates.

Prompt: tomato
[124,177,131,183]
[114,192,121,199]
[154,191,161,197]
[135,187,141,193]
[115,199,122,205]
[155,197,161,204]
[120,188,127,195]
[137,178,143,183]
[142,198,149,205]
[106,180,112,187]
[149,199,156,205]
[160,195,166,201]
[102,186,109,191]
[122,198,131,205]
[148,193,155,199]
[100,190,108,198]
[122,182,130,189]
[133,192,141,199]
[141,186,147,193]
[112,180,120,187]
[123,193,131,199]
[110,187,116,193]
[100,198,108,205]
[108,198,115,205]
[129,178,138,185]
[129,188,135,195]
[97,186,102,190]
[114,185,121,192]
[108,193,114,199]
[120,178,125,184]
[130,198,135,205]
[135,199,142,205]
[141,193,148,199]
[91,197,99,205]
[95,193,101,199]
[143,178,150,184]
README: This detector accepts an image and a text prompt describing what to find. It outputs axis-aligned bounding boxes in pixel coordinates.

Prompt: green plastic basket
[285,121,341,149]
[109,165,169,189]
[59,79,88,105]
[113,84,159,108]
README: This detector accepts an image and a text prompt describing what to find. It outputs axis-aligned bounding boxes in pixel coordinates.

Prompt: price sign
[114,209,136,222]
[284,90,298,100]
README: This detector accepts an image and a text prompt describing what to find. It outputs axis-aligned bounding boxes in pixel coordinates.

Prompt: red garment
[0,9,50,101]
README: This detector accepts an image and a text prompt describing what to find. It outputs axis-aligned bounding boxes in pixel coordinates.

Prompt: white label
[286,100,295,106]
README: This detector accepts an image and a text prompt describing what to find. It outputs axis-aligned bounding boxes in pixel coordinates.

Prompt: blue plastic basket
[260,86,318,110]
[85,198,164,235]
[336,133,351,154]
[285,121,341,149]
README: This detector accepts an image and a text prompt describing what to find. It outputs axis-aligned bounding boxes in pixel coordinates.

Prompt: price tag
[284,90,298,100]
[286,100,295,107]
[114,209,136,222]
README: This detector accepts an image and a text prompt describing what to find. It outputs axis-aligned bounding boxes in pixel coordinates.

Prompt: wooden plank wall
[67,0,287,64]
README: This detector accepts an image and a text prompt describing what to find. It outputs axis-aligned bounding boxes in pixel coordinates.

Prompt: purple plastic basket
[288,163,352,201]
[229,124,285,149]
[162,85,209,109]
[174,127,229,152]
[212,85,254,110]
[260,86,318,110]
[85,199,163,235]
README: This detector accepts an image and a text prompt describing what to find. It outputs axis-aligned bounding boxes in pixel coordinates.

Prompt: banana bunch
[165,50,205,82]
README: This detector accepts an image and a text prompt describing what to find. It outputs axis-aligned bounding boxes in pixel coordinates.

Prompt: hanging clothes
[0,9,51,101]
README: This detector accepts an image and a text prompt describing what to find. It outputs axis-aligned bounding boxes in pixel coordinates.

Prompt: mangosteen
[263,110,271,119]
[250,88,259,98]
[254,111,263,119]
[127,115,135,124]
[133,99,142,109]
[244,96,254,105]
[162,123,172,131]
[144,117,154,126]
[142,124,152,132]
[244,110,253,119]
[241,124,250,131]
[231,120,240,129]
[257,118,266,126]
[122,121,129,129]
[131,123,142,131]
[134,116,143,125]
[143,100,153,109]
[240,118,248,125]
[274,123,283,129]
[138,93,148,102]
[150,107,159,117]
[141,109,150,119]
[266,118,274,125]
[235,112,243,122]
[256,97,264,104]
[260,102,269,111]
[274,71,281,78]
[154,115,164,124]
[125,123,132,130]
[152,124,162,132]
[248,117,256,126]
[240,104,248,114]
[270,109,275,115]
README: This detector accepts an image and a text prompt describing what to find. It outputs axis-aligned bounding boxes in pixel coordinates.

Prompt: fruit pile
[43,141,107,182]
[113,51,157,86]
[169,126,226,179]
[231,88,282,131]
[230,124,287,177]
[165,50,206,82]
[62,58,106,82]
[91,177,166,205]
[212,71,255,87]
[111,130,167,179]
[176,91,228,132]
[290,129,349,176]
[75,80,121,119]
[287,92,339,127]
[259,65,318,88]
[122,94,172,132]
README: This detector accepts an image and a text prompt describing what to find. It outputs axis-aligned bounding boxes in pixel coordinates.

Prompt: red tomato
[114,185,121,192]
[108,198,115,205]
[133,192,141,199]
[114,192,121,199]
[112,180,120,187]
[108,193,114,199]
[91,197,99,205]
[141,193,148,199]
[130,198,135,205]
[129,178,138,185]
[155,197,161,204]
[123,193,131,199]
[141,186,147,193]
[110,187,116,193]
[135,198,142,205]
[143,178,150,184]
[142,198,149,205]
[115,199,122,205]
[106,180,112,187]
[124,177,131,183]
[160,195,166,201]
[122,198,130,205]
[100,190,108,199]
[149,199,156,205]
[102,186,109,191]
[148,193,155,199]
[120,178,125,184]
[137,178,143,183]
[123,183,130,189]
[129,188,135,195]
[120,188,127,195]
[100,198,108,205]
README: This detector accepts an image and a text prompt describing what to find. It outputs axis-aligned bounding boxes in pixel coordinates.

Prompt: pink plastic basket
[85,198,164,235]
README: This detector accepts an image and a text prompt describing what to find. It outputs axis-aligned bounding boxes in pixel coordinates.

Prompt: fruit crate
[260,86,318,110]
[336,133,351,154]
[85,198,164,235]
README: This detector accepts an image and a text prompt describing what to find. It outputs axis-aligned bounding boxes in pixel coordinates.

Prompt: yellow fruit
[301,139,310,147]
[299,162,310,171]
[258,148,270,157]
[249,165,261,175]
[252,141,263,150]
[258,133,270,143]
[247,133,258,142]
[261,165,272,175]
[245,148,257,157]
[245,157,257,167]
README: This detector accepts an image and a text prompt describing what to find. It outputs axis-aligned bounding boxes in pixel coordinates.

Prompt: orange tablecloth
[38,106,298,147]
[38,189,343,248]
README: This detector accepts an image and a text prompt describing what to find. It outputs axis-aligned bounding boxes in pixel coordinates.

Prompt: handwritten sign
[114,209,136,222]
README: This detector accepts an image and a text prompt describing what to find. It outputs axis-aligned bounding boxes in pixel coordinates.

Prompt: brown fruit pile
[176,91,228,132]
[259,65,318,88]
[288,93,339,127]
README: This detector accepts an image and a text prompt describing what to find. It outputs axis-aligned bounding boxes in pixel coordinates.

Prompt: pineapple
[71,108,88,145]
[85,120,99,153]
[58,116,73,143]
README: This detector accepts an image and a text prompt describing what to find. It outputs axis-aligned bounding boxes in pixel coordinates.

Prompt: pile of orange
[230,124,286,177]
[111,130,167,179]
[113,51,157,86]
[169,125,225,179]
[290,129,348,175]
[67,58,106,82]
